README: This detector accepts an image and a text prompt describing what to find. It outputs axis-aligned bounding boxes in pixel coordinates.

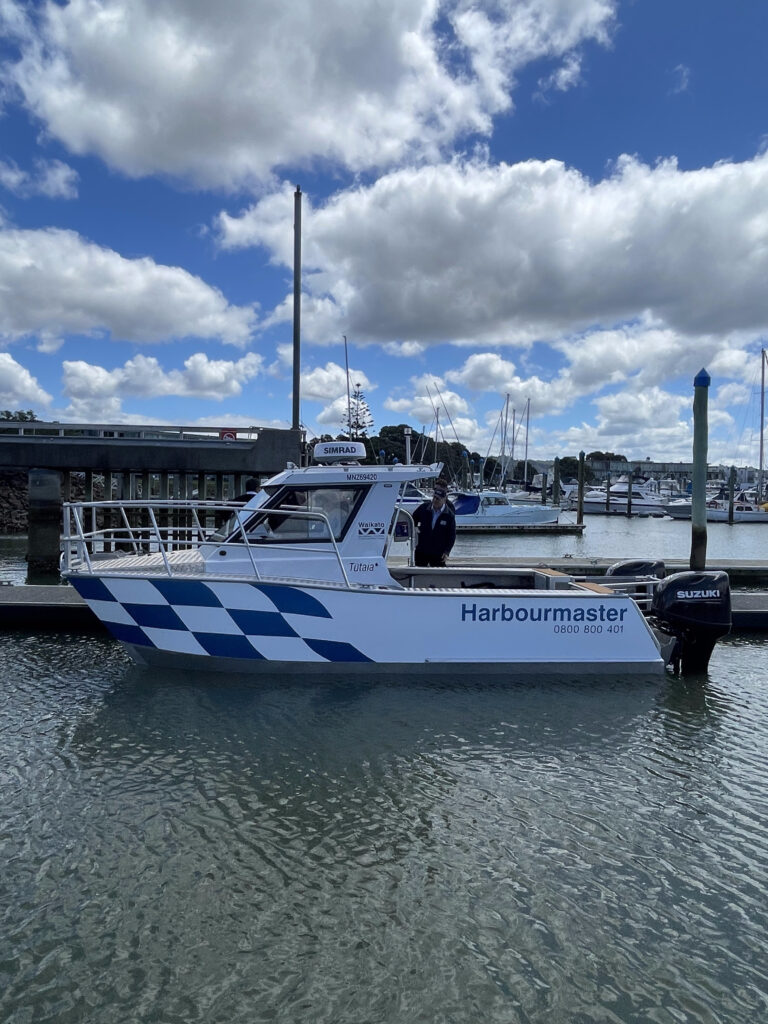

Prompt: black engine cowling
[650,570,731,674]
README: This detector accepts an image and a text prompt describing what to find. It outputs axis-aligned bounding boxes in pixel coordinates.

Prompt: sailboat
[450,395,561,528]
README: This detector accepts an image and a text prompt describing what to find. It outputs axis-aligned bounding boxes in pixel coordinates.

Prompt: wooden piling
[690,368,710,570]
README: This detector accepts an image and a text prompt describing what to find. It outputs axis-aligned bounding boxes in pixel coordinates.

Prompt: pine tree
[342,383,374,438]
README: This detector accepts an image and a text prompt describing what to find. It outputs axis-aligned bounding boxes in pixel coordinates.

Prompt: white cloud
[0,227,256,346]
[0,158,79,199]
[301,361,372,403]
[670,63,691,95]
[219,153,768,355]
[1,0,617,188]
[384,373,470,426]
[383,341,427,357]
[0,351,52,408]
[445,352,559,410]
[536,52,583,98]
[189,414,291,430]
[315,394,354,428]
[63,351,262,400]
[61,351,263,419]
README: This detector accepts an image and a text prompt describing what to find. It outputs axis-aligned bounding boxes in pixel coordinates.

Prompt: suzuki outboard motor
[605,559,665,579]
[650,571,731,674]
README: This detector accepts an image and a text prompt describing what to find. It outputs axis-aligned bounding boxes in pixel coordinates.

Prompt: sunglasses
[433,489,447,498]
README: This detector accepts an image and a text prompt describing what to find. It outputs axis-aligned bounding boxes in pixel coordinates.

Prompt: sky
[1,0,768,466]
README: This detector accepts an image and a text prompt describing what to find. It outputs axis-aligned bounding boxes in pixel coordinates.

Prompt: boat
[396,481,431,512]
[664,493,768,522]
[61,441,731,676]
[578,477,667,516]
[450,489,560,529]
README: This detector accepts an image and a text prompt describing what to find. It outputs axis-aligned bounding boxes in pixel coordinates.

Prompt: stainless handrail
[61,499,353,587]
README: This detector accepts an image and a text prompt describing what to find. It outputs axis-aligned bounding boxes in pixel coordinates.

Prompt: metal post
[404,426,412,465]
[292,185,302,431]
[690,368,710,570]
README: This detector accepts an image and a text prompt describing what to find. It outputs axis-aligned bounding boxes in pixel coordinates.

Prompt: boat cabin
[199,442,439,586]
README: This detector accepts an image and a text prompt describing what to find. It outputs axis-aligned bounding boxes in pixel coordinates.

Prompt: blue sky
[1,0,768,465]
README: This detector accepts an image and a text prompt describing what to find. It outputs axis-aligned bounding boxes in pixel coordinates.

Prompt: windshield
[215,484,369,544]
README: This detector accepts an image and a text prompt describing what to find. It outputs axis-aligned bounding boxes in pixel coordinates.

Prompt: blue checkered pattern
[70,576,372,663]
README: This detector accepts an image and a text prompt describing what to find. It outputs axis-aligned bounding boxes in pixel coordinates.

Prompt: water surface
[1,629,767,1023]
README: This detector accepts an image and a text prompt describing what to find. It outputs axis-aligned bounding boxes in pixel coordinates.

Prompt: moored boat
[664,494,768,522]
[451,490,560,529]
[578,477,666,516]
[61,442,731,676]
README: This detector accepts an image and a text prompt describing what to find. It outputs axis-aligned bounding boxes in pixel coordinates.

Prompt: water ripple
[1,635,768,1022]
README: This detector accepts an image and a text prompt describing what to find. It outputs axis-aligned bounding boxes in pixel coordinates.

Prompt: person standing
[412,479,456,567]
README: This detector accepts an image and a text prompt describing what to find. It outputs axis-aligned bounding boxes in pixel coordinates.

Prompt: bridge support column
[27,469,62,581]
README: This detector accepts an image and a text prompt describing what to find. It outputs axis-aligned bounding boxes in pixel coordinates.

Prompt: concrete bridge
[0,419,302,476]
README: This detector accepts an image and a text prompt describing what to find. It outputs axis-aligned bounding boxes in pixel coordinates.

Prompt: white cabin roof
[264,460,443,489]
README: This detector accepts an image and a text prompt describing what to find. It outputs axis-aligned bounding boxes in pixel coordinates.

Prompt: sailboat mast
[500,394,509,486]
[523,398,530,488]
[510,407,515,483]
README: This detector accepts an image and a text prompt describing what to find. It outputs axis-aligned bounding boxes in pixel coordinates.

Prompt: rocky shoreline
[0,472,29,534]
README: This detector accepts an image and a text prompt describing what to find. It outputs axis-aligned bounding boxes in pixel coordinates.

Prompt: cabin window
[221,484,368,543]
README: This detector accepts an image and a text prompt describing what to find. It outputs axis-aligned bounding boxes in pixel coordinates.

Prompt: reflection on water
[1,631,768,1023]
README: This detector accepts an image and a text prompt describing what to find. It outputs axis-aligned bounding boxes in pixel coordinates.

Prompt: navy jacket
[412,501,456,563]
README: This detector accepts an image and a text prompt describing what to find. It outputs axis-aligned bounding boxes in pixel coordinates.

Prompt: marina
[3,4,768,1020]
[1,470,768,1023]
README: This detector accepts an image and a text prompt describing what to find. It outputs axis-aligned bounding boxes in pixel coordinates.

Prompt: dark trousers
[415,550,446,567]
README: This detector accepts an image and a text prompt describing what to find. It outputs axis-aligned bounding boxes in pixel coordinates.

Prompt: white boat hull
[455,506,560,529]
[664,502,768,523]
[581,498,666,516]
[68,573,666,675]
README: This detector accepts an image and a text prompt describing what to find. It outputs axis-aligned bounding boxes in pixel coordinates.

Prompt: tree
[557,455,595,486]
[0,409,38,421]
[586,451,627,462]
[342,383,374,439]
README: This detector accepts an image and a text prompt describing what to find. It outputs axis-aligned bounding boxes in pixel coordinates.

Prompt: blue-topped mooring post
[690,368,710,570]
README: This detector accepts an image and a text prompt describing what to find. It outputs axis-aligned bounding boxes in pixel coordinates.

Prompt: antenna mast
[760,347,766,501]
[343,335,352,439]
[291,186,302,431]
